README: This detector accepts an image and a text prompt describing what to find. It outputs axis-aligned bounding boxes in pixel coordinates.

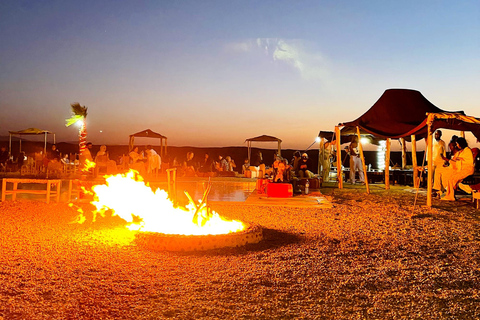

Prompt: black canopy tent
[245,135,282,165]
[8,128,56,155]
[337,88,480,206]
[128,129,167,157]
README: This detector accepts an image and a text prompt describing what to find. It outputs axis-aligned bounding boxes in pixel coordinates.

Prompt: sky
[1,0,479,150]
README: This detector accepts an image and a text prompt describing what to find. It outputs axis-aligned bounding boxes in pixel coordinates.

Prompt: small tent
[129,129,167,157]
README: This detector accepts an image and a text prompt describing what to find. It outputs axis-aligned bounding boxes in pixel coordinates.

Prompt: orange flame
[90,170,245,235]
[82,159,96,172]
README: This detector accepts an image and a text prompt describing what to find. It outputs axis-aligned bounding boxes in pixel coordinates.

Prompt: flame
[82,159,96,172]
[89,170,245,235]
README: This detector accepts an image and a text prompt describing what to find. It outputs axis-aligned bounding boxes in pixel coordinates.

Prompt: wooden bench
[1,178,61,204]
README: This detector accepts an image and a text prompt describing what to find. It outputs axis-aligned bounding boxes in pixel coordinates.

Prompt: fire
[90,170,245,235]
[82,159,96,172]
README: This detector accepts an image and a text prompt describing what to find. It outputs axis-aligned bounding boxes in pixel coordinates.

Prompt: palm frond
[70,102,88,118]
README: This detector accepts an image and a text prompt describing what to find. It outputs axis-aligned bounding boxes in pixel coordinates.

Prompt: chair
[95,155,109,176]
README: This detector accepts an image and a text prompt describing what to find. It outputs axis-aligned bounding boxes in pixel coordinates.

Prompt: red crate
[266,183,293,198]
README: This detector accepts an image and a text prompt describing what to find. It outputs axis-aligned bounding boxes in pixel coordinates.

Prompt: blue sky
[1,0,479,149]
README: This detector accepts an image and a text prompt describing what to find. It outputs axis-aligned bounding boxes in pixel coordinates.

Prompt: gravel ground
[1,186,480,319]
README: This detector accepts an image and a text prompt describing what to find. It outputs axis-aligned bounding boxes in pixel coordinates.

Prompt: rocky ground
[1,184,479,319]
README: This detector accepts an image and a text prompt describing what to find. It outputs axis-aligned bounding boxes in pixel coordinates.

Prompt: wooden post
[460,131,465,138]
[1,179,6,202]
[318,138,324,177]
[356,127,370,194]
[411,135,418,188]
[400,137,407,169]
[335,126,343,189]
[385,138,391,190]
[427,125,433,207]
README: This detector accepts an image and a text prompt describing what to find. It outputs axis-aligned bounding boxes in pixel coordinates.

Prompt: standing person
[48,144,61,161]
[81,142,94,164]
[441,137,474,200]
[431,130,447,192]
[348,137,364,184]
[321,140,333,182]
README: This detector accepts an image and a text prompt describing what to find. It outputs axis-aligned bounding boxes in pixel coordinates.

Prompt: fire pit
[84,170,263,251]
[135,224,263,252]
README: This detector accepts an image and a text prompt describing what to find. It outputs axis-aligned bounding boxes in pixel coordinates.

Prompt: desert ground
[1,183,479,319]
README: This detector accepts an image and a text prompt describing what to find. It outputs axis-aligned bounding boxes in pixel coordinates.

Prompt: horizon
[1,1,479,149]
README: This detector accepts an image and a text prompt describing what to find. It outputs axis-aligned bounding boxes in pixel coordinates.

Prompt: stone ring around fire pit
[135,224,263,252]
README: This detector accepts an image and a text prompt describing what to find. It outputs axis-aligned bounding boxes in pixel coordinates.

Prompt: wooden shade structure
[245,135,282,165]
[8,128,55,154]
[129,129,167,157]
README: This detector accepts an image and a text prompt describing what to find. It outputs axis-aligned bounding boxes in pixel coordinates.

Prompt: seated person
[242,158,250,175]
[215,155,228,172]
[198,153,214,175]
[95,145,117,174]
[226,156,236,172]
[298,153,314,179]
[273,158,287,183]
[129,146,146,174]
[441,137,475,200]
[0,146,10,170]
[183,152,197,177]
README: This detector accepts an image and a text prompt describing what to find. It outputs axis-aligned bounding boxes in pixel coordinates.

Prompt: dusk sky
[1,0,479,149]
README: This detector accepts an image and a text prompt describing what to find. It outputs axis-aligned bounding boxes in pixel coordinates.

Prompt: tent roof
[340,89,465,139]
[318,130,382,146]
[428,113,480,141]
[9,128,53,135]
[245,135,282,143]
[129,129,167,139]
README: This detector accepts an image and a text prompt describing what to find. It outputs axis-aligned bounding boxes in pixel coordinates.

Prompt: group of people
[128,145,162,176]
[249,151,315,183]
[431,130,477,201]
[183,152,237,177]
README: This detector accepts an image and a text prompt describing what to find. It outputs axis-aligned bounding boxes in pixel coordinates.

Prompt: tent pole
[356,127,370,194]
[165,138,168,155]
[460,131,465,138]
[335,126,343,189]
[44,132,47,154]
[411,135,418,188]
[248,142,251,166]
[400,137,407,169]
[160,138,163,157]
[54,133,56,145]
[9,133,12,154]
[278,141,281,158]
[318,138,324,177]
[385,138,391,190]
[427,125,433,207]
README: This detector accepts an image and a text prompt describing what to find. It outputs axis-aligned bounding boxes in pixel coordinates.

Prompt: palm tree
[65,102,88,154]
